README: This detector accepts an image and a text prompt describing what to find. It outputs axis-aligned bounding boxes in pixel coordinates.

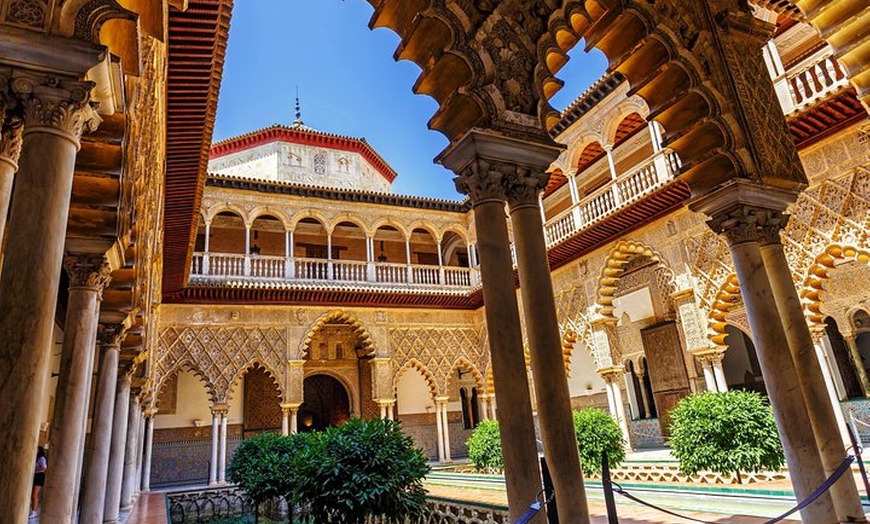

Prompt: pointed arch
[596,240,674,318]
[298,310,375,359]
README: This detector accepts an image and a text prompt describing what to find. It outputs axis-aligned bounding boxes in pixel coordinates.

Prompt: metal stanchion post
[539,455,559,524]
[602,450,619,524]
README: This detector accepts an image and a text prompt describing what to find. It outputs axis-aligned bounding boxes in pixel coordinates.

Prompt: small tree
[227,432,293,523]
[572,408,625,475]
[467,420,504,473]
[669,390,785,483]
[288,418,430,523]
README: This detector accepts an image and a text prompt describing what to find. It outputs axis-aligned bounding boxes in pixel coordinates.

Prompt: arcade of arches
[0,1,869,524]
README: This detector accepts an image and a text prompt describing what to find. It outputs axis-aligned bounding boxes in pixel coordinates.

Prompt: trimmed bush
[227,432,296,523]
[668,390,784,483]
[466,420,504,473]
[572,408,625,475]
[288,418,430,523]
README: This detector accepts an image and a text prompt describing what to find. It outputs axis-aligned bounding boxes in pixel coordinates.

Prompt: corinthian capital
[505,167,549,209]
[706,205,761,246]
[63,254,113,296]
[10,71,101,146]
[0,117,23,168]
[97,322,129,348]
[756,211,789,247]
[453,159,510,204]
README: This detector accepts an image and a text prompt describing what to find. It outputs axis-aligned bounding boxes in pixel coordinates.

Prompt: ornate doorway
[640,321,690,436]
[298,375,350,431]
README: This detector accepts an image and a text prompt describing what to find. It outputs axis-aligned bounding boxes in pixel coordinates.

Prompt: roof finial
[293,86,303,127]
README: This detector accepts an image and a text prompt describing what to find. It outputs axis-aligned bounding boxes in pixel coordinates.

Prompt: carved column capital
[0,117,23,168]
[756,212,790,247]
[97,323,128,349]
[453,159,509,204]
[10,70,101,147]
[706,205,763,246]
[599,366,625,384]
[505,167,550,210]
[63,254,113,297]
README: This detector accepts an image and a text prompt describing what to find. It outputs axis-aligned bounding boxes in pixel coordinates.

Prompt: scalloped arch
[155,359,218,408]
[225,360,285,404]
[801,245,870,326]
[395,358,439,399]
[298,310,375,359]
[596,240,673,318]
[445,357,486,392]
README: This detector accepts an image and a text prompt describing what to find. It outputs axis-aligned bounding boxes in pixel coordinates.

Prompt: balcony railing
[191,253,481,290]
[774,52,849,114]
[543,149,680,247]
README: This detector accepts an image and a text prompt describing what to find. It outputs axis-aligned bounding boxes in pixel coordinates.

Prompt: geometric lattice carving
[389,326,485,396]
[554,285,594,369]
[155,325,287,405]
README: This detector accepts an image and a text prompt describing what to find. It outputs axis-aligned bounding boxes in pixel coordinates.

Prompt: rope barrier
[513,489,554,524]
[610,455,855,524]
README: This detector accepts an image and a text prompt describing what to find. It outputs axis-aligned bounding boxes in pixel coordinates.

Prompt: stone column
[379,402,387,419]
[209,409,220,485]
[759,213,865,522]
[698,194,836,523]
[104,373,132,524]
[698,356,717,392]
[0,114,22,249]
[437,397,452,462]
[141,409,156,492]
[445,137,544,523]
[710,353,728,392]
[281,404,290,435]
[842,332,870,396]
[434,401,445,462]
[602,368,632,451]
[478,395,489,421]
[507,166,590,523]
[134,407,146,494]
[80,325,125,524]
[120,394,141,512]
[41,255,112,524]
[636,369,652,417]
[218,409,228,484]
[0,71,101,522]
[289,404,300,434]
[386,400,395,421]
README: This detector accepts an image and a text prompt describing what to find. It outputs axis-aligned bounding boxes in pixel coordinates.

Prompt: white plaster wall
[567,347,607,397]
[613,287,655,325]
[396,369,435,415]
[154,370,244,429]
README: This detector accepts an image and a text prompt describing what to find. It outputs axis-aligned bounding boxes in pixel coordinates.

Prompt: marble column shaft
[0,72,101,523]
[700,358,717,392]
[509,191,590,524]
[843,334,870,397]
[104,374,132,524]
[209,411,220,485]
[120,396,142,512]
[141,411,155,492]
[81,335,122,524]
[711,357,728,392]
[716,214,835,523]
[218,411,228,484]
[438,398,452,462]
[467,199,543,522]
[41,256,111,524]
[760,226,865,522]
[434,401,445,462]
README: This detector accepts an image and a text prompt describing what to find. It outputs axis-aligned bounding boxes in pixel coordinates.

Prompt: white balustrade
[207,253,246,277]
[249,256,285,279]
[412,265,441,285]
[443,267,472,287]
[774,52,849,114]
[331,259,368,283]
[375,262,409,284]
[544,149,680,248]
[295,258,329,280]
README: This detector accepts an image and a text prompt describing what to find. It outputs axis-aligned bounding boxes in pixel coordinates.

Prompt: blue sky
[213,1,608,200]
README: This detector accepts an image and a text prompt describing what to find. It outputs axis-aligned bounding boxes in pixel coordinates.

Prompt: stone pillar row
[0,66,103,523]
[446,130,587,523]
[696,183,864,523]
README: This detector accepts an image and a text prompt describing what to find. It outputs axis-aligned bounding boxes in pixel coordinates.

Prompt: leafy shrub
[227,432,296,523]
[466,420,504,473]
[288,418,430,523]
[572,408,625,475]
[669,390,784,483]
[465,409,624,476]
